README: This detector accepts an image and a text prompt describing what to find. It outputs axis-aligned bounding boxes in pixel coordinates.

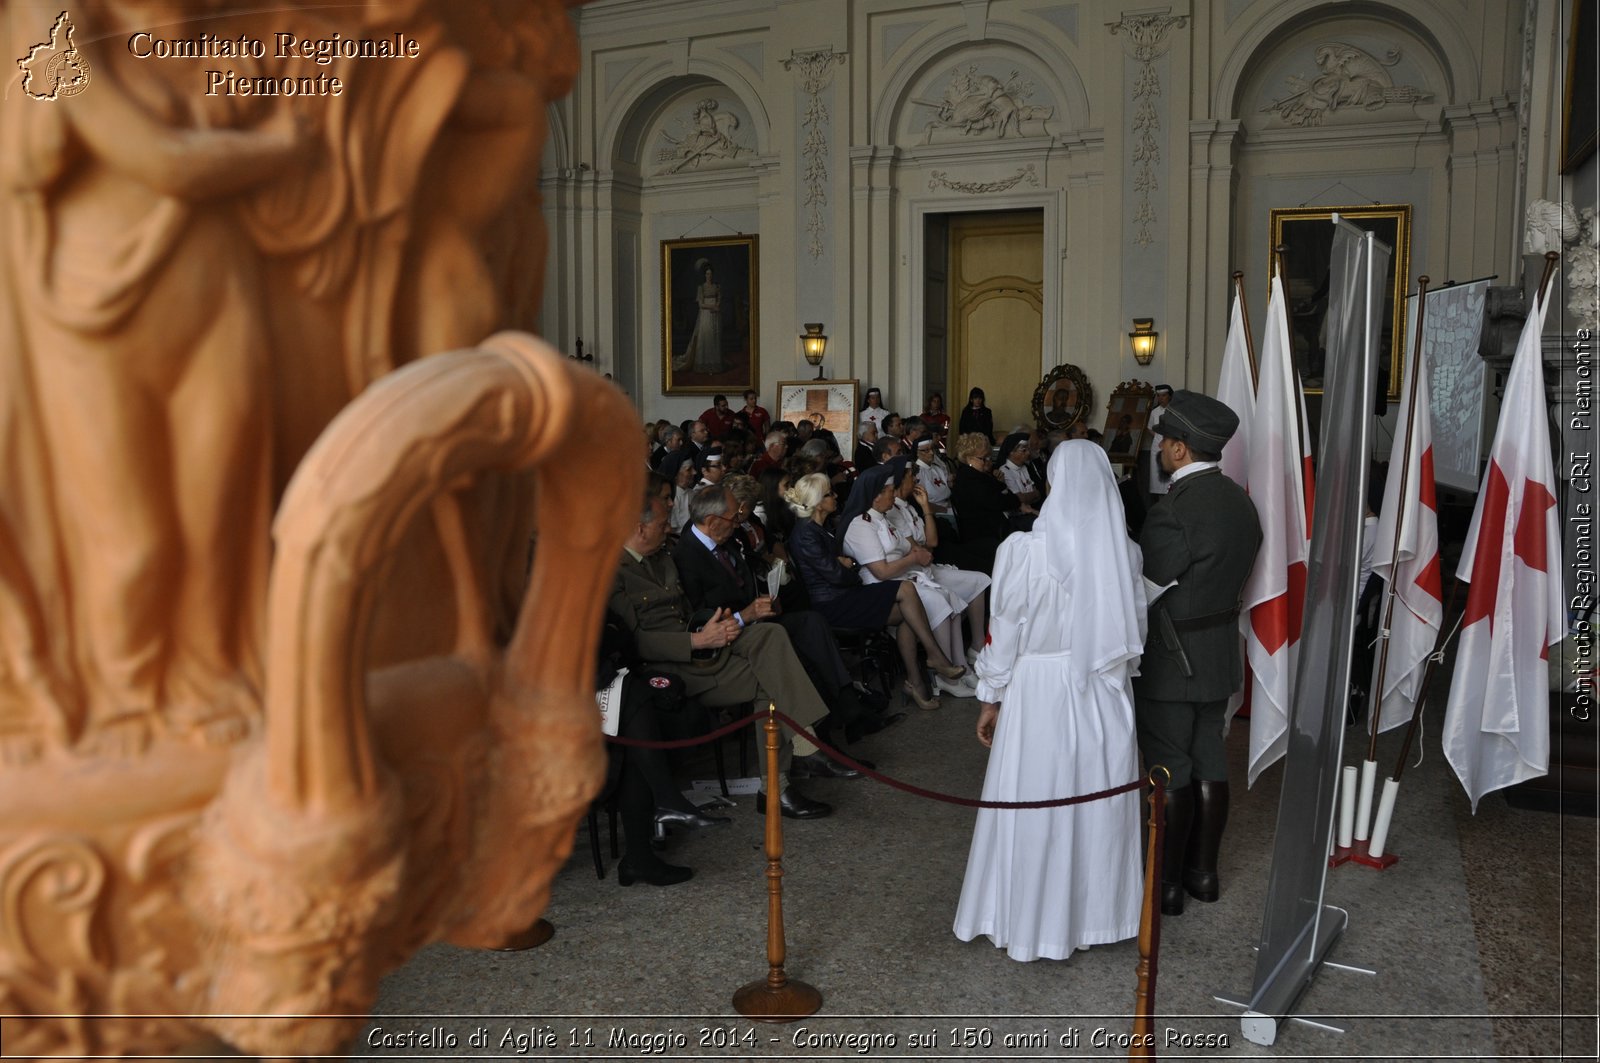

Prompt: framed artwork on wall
[1562,0,1597,174]
[777,379,859,456]
[1100,379,1155,471]
[661,234,758,395]
[1031,363,1094,433]
[1269,204,1411,402]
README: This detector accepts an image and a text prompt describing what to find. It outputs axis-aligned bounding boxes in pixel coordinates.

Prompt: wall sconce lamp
[1128,318,1158,365]
[801,323,828,379]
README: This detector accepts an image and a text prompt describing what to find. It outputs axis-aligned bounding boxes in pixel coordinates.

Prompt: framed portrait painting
[1270,204,1411,401]
[661,234,758,395]
[1030,364,1094,433]
[777,379,859,456]
[1100,379,1155,470]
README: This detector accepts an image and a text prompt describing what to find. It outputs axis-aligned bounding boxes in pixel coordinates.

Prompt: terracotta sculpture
[0,1,630,1056]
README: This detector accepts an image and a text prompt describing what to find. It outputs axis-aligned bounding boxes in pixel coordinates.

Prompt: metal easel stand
[1210,905,1376,1046]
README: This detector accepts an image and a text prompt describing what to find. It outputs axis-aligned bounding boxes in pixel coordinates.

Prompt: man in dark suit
[674,486,902,750]
[1133,390,1262,916]
[611,491,848,819]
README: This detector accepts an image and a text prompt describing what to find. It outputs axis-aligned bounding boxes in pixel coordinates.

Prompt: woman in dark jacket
[957,387,995,441]
[783,473,968,710]
[949,431,1035,572]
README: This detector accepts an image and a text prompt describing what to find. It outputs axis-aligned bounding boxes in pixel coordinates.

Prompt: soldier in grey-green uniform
[610,491,842,820]
[1133,391,1262,916]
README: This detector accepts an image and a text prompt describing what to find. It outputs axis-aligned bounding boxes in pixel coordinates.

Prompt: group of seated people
[600,388,1117,888]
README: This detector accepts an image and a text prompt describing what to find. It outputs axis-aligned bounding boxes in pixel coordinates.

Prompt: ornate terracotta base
[732,978,822,1023]
[490,918,556,951]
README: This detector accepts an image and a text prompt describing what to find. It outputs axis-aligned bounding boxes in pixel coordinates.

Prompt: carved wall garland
[928,164,1040,194]
[1109,13,1187,248]
[782,48,847,259]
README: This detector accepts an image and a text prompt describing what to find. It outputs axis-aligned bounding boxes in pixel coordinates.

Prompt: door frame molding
[903,188,1064,416]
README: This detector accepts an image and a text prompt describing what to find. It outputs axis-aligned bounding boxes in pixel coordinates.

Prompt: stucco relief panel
[1243,30,1444,133]
[901,59,1057,146]
[647,92,757,176]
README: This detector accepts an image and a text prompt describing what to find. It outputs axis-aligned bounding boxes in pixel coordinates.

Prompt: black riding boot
[1184,778,1230,903]
[1161,785,1193,916]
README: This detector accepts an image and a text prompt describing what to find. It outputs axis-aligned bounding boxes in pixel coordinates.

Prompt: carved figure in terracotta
[0,1,629,1058]
[4,1,305,749]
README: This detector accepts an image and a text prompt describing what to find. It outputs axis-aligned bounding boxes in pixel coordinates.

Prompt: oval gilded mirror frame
[1031,363,1094,433]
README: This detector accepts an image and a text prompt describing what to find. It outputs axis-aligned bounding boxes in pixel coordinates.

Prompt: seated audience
[855,421,880,471]
[783,473,969,712]
[675,486,898,748]
[839,460,988,697]
[596,614,728,889]
[888,457,991,663]
[949,432,1026,572]
[611,488,847,820]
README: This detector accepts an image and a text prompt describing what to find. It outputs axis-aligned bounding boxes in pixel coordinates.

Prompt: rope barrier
[604,706,1145,810]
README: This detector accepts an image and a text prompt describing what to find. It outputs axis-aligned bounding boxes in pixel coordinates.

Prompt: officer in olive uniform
[1133,391,1262,915]
[610,493,839,819]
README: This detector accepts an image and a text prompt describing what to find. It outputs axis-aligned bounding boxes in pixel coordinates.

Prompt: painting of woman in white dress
[675,259,724,373]
[661,234,758,393]
[953,440,1148,961]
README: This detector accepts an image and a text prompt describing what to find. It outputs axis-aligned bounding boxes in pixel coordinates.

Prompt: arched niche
[1234,16,1452,133]
[873,29,1089,147]
[1216,0,1473,121]
[603,70,770,178]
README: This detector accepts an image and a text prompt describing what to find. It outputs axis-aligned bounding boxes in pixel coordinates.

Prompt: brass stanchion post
[733,702,822,1021]
[1130,767,1168,1060]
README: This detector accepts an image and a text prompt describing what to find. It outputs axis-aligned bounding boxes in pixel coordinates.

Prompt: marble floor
[370,688,1598,1062]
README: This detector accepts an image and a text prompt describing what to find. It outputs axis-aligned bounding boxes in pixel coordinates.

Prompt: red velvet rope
[606,708,1145,811]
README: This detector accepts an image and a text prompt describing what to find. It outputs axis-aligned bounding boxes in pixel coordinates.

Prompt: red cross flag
[1242,275,1314,785]
[1369,316,1444,733]
[1443,282,1562,811]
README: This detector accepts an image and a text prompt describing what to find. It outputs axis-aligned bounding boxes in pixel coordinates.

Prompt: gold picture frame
[661,234,759,395]
[1101,379,1156,470]
[1030,364,1094,434]
[1270,204,1411,402]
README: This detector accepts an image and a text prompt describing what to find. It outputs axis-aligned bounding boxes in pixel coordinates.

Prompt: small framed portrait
[1031,364,1094,433]
[1101,380,1155,468]
[777,379,859,456]
[661,234,759,394]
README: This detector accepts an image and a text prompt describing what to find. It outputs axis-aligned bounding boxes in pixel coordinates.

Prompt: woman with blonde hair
[783,473,966,711]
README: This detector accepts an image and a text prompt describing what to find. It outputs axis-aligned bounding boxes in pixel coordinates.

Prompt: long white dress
[676,282,724,372]
[953,531,1146,962]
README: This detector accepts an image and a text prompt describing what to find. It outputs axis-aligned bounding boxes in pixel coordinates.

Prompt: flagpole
[1233,271,1260,390]
[1534,250,1560,311]
[1365,275,1431,768]
[1389,576,1464,784]
[1388,251,1562,786]
[1272,244,1312,489]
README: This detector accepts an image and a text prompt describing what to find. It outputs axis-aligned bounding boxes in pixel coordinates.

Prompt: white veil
[1036,441,1145,680]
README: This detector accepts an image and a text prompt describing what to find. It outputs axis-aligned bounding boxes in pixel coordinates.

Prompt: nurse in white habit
[953,440,1148,961]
